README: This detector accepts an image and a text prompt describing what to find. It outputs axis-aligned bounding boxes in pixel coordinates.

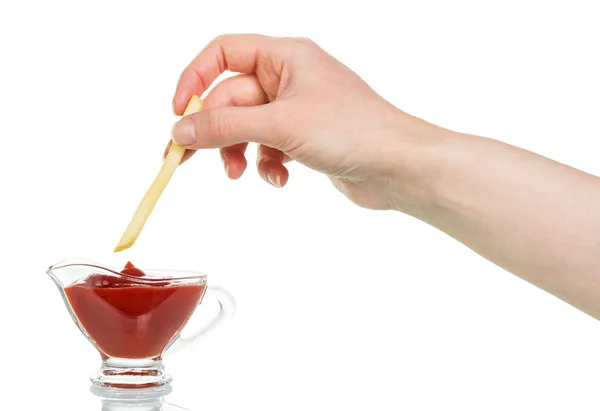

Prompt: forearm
[397,127,600,319]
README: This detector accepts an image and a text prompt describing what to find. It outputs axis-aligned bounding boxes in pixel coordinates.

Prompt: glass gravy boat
[47,258,235,389]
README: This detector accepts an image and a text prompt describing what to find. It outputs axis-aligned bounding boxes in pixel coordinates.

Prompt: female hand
[170,34,431,210]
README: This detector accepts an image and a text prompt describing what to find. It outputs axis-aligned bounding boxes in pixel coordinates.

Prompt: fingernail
[171,118,196,146]
[267,173,281,188]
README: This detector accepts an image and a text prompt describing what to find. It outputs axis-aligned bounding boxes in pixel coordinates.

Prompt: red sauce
[64,262,205,359]
[120,261,145,277]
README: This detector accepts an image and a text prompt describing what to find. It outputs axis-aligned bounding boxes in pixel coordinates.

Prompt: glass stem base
[91,357,172,389]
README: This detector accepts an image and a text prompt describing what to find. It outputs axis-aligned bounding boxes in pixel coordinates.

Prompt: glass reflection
[90,383,191,411]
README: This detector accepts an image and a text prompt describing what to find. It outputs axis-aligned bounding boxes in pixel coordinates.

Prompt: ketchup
[120,261,145,277]
[64,262,205,359]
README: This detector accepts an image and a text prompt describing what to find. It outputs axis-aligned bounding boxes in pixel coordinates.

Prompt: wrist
[382,111,460,217]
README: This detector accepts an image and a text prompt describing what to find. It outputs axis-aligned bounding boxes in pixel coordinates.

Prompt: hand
[170,34,432,210]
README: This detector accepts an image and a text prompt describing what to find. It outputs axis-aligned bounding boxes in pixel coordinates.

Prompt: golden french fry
[114,96,203,252]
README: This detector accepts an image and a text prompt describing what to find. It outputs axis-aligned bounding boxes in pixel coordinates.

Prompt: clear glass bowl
[48,258,236,388]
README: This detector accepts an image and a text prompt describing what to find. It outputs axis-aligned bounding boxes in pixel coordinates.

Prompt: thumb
[171,105,281,150]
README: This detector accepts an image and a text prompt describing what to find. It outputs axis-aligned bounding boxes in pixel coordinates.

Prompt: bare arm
[399,128,600,319]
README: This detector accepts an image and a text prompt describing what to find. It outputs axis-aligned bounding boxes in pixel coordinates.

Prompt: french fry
[113,96,203,252]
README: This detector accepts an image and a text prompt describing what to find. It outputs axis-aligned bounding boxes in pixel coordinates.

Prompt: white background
[1,1,600,410]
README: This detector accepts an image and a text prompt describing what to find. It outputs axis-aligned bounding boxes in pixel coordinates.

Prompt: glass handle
[166,286,236,356]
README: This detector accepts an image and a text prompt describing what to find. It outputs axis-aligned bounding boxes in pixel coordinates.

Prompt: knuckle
[294,36,316,46]
[206,110,224,138]
[212,33,230,43]
[205,109,233,140]
[283,36,317,50]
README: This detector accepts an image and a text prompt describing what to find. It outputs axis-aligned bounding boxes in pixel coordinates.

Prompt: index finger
[173,33,275,115]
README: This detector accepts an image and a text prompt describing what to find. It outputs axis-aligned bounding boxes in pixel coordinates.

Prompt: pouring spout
[47,258,116,289]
